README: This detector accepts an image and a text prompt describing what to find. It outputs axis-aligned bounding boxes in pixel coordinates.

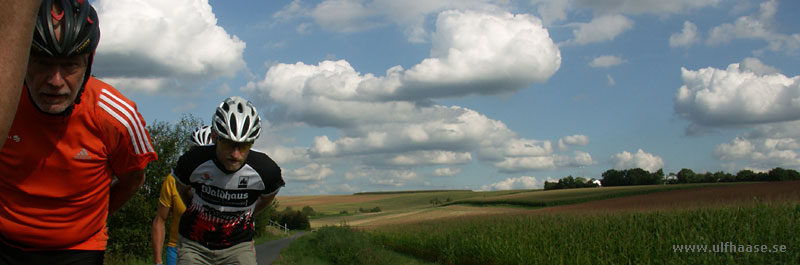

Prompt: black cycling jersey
[173,145,284,249]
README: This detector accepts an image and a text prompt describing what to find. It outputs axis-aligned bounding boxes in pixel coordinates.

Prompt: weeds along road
[256,231,308,264]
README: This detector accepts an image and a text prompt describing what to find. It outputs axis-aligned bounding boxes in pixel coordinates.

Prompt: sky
[89,0,800,195]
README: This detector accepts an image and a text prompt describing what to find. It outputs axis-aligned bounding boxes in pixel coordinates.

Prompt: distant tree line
[669,167,800,184]
[544,167,800,190]
[543,176,600,190]
[601,168,665,186]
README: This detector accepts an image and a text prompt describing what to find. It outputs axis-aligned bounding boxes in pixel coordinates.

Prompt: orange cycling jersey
[0,77,157,251]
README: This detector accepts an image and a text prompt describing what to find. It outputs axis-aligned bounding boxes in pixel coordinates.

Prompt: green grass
[370,202,800,265]
[273,226,435,265]
[104,230,292,264]
[448,183,732,208]
[105,253,150,265]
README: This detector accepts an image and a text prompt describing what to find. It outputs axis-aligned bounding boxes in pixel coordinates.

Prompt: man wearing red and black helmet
[0,0,157,264]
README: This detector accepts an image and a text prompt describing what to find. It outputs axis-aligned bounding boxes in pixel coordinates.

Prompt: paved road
[255,231,308,264]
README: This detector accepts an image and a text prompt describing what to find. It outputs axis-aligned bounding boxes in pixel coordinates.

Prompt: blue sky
[90,0,800,195]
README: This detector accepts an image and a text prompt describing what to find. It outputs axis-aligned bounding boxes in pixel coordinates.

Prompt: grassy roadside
[272,225,435,265]
[104,230,293,265]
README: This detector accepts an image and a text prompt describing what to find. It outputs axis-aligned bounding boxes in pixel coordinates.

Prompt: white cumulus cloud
[713,137,756,161]
[93,0,246,93]
[713,121,800,169]
[433,167,461,177]
[670,21,700,48]
[285,163,334,182]
[570,14,634,45]
[574,0,722,15]
[401,10,561,98]
[558,134,589,151]
[674,58,800,128]
[480,176,541,191]
[277,0,505,43]
[589,55,625,68]
[706,0,800,55]
[612,149,664,172]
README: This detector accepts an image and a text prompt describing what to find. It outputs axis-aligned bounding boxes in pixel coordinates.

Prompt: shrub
[107,114,202,260]
[274,210,310,230]
[301,205,316,216]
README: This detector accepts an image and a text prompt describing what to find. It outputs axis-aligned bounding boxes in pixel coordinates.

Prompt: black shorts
[0,242,104,265]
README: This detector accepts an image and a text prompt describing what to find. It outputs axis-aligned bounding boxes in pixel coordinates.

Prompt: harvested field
[313,205,530,229]
[277,194,392,207]
[538,180,800,213]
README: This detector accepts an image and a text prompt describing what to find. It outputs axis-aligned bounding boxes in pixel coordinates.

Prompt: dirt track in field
[276,194,393,207]
[313,205,531,229]
[536,181,800,214]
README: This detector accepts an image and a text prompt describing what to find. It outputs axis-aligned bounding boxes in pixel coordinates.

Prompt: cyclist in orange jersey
[0,0,157,264]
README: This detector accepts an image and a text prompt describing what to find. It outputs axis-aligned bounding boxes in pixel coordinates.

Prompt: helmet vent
[249,128,260,139]
[214,121,225,134]
[242,117,250,136]
[229,113,238,137]
[237,103,244,113]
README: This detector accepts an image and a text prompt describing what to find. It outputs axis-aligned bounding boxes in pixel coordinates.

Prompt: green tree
[106,114,202,260]
[301,205,316,217]
[768,167,800,181]
[601,169,624,186]
[676,168,696,183]
[736,169,757,182]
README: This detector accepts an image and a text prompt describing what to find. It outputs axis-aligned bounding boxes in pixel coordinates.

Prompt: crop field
[372,203,799,264]
[275,181,800,264]
[538,180,800,213]
[365,181,800,264]
[276,183,738,229]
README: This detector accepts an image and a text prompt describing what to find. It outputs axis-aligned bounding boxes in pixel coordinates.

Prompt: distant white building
[592,179,602,187]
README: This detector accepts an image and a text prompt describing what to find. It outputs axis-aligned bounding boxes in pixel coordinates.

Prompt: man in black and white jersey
[173,96,285,265]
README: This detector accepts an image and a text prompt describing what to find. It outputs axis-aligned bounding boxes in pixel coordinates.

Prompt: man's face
[215,137,254,172]
[25,54,88,114]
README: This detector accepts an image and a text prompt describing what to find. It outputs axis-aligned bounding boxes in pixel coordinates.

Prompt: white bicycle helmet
[191,125,214,146]
[212,96,262,142]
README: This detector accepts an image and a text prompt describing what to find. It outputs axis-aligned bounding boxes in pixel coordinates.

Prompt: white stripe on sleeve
[98,101,142,155]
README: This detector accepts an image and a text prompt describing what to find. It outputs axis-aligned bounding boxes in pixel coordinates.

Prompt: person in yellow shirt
[151,125,213,265]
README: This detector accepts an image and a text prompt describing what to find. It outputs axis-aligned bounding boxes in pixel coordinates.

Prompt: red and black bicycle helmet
[30,0,100,112]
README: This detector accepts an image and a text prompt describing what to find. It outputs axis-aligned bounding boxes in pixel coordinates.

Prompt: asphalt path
[255,231,308,264]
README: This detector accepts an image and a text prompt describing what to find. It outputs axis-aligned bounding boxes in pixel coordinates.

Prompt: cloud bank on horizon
[88,0,800,194]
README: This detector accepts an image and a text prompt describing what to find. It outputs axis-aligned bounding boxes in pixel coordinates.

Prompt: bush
[255,200,280,238]
[274,210,311,230]
[359,207,382,213]
[301,205,316,216]
[107,114,202,260]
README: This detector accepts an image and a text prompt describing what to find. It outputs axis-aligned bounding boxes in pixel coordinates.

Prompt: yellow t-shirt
[158,174,186,247]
